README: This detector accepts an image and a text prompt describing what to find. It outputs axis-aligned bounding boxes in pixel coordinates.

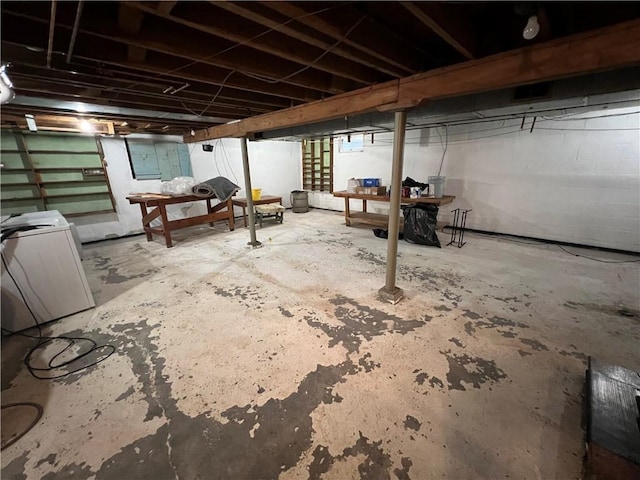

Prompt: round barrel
[290,190,309,213]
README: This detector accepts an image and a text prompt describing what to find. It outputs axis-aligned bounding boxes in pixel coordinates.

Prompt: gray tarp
[192,177,240,202]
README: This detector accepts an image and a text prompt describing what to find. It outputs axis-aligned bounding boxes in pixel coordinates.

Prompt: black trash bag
[402,176,429,194]
[373,228,403,240]
[403,204,441,247]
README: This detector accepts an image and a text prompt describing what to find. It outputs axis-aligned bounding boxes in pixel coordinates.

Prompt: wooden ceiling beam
[263,2,419,76]
[2,42,294,110]
[214,1,407,78]
[118,3,147,63]
[400,2,477,60]
[3,8,339,97]
[186,19,640,142]
[129,2,384,86]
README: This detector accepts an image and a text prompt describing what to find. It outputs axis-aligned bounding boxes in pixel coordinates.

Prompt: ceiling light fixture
[162,125,170,130]
[25,114,37,132]
[79,119,93,132]
[0,65,15,105]
[169,83,190,95]
[523,15,540,40]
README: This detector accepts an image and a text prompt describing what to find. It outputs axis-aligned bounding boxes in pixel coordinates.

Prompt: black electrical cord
[1,402,43,451]
[1,227,116,380]
[442,225,640,263]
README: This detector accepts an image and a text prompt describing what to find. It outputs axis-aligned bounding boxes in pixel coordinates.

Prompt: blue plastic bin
[362,178,380,187]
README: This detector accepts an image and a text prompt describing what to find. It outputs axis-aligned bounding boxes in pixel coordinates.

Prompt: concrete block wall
[314,105,640,251]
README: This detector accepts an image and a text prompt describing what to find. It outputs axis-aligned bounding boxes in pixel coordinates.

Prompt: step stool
[254,204,285,227]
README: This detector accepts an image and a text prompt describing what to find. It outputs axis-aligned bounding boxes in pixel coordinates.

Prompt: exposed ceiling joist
[400,2,476,60]
[213,1,407,78]
[263,2,419,75]
[118,2,147,63]
[128,2,385,86]
[186,19,640,142]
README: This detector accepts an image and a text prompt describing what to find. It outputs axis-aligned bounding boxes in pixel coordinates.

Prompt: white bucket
[428,176,446,198]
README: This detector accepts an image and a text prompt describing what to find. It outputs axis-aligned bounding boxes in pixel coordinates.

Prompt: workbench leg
[226,199,235,231]
[344,197,351,226]
[206,199,214,226]
[363,199,367,213]
[158,204,173,248]
[139,204,153,242]
[242,206,247,228]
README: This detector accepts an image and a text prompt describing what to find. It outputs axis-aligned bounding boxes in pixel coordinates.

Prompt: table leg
[158,204,173,248]
[226,199,235,231]
[363,199,367,213]
[344,197,351,226]
[139,203,153,241]
[242,206,247,228]
[206,198,214,226]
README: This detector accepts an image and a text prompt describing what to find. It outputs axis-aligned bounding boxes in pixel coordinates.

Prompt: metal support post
[379,110,407,304]
[240,137,261,247]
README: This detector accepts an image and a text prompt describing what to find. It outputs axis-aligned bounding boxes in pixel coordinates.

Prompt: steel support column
[240,137,261,247]
[379,110,407,304]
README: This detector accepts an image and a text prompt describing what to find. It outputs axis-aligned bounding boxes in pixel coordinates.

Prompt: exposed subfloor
[2,209,639,479]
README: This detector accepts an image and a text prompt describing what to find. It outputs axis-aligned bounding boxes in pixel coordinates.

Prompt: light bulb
[523,15,540,40]
[80,120,93,132]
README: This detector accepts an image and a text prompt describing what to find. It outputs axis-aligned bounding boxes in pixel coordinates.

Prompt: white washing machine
[1,211,95,332]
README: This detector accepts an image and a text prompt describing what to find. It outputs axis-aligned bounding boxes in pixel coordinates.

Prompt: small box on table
[355,186,387,196]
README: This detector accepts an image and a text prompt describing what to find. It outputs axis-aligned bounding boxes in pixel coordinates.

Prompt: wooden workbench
[332,190,455,229]
[127,193,235,248]
[232,195,282,227]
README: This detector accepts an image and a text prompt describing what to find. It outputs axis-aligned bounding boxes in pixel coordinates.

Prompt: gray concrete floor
[2,209,639,479]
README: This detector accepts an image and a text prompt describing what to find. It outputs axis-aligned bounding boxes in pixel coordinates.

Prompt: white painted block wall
[311,105,640,252]
[72,136,301,243]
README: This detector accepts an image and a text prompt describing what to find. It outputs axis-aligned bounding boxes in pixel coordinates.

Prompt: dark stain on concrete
[435,305,452,312]
[449,337,465,348]
[462,310,481,320]
[35,453,57,468]
[415,372,428,385]
[393,457,413,480]
[517,349,532,357]
[356,248,387,267]
[115,385,135,402]
[404,415,421,431]
[100,267,153,285]
[520,338,549,351]
[440,349,507,391]
[443,289,462,305]
[41,462,95,480]
[558,350,588,362]
[463,321,476,336]
[278,306,294,318]
[306,296,426,354]
[1,450,30,480]
[359,352,380,373]
[429,376,445,389]
[213,285,265,308]
[309,432,394,480]
[1,336,32,390]
[308,445,335,479]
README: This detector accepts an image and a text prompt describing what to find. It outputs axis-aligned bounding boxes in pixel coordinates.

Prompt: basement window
[339,134,364,153]
[126,139,192,180]
[302,137,333,193]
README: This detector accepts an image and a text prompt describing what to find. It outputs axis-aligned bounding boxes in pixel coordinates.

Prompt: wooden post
[379,110,406,304]
[240,137,261,247]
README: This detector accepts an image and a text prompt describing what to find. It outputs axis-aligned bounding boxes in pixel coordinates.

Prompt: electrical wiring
[220,140,240,184]
[113,4,340,99]
[556,245,640,263]
[199,70,236,117]
[1,402,43,451]
[240,14,367,85]
[444,226,640,263]
[436,125,448,176]
[0,228,115,381]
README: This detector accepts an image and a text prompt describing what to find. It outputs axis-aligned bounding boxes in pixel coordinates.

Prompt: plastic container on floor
[290,190,309,213]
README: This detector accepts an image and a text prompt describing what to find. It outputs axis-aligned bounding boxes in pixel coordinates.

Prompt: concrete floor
[2,209,639,480]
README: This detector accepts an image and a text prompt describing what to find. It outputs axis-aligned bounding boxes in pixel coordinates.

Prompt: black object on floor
[447,208,472,248]
[586,357,640,480]
[373,228,403,240]
[403,204,440,247]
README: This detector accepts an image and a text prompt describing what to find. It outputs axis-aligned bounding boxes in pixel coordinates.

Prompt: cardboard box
[356,186,387,196]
